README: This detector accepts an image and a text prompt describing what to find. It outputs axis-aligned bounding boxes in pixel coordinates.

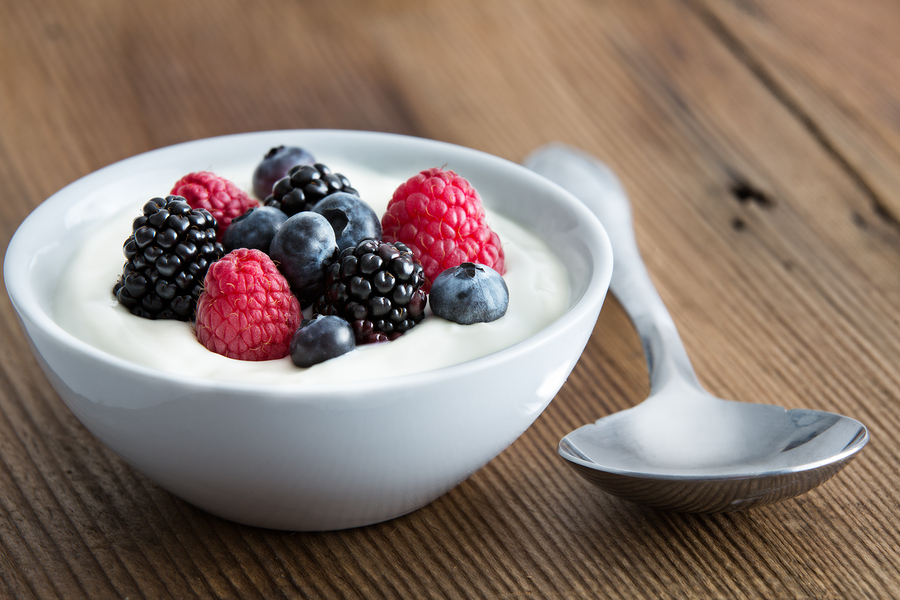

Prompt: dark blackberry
[264,163,359,216]
[113,195,225,320]
[314,239,427,344]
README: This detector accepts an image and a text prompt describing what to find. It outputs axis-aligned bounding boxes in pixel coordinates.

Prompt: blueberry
[290,315,356,368]
[269,212,338,304]
[252,145,316,199]
[429,263,509,324]
[311,192,382,250]
[222,206,288,254]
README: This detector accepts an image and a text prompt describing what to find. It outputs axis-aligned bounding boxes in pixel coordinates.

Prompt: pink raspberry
[381,168,505,291]
[171,171,258,241]
[195,248,301,361]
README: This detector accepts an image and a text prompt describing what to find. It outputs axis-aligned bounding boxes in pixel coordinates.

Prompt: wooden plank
[0,0,898,598]
[694,0,900,222]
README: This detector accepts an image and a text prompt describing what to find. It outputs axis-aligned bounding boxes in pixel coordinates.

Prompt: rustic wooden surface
[2,0,899,597]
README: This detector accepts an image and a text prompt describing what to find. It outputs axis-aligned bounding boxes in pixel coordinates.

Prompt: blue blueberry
[252,145,316,199]
[269,212,338,304]
[222,206,288,254]
[429,263,509,324]
[311,192,382,250]
[290,315,356,368]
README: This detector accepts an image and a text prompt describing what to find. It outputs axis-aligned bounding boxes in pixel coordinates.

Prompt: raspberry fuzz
[381,167,505,291]
[171,171,258,241]
[195,248,301,361]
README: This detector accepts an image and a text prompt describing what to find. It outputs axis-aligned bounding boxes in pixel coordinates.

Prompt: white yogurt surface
[54,163,570,383]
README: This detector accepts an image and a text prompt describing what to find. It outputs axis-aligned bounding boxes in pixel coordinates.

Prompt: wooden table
[2,0,898,597]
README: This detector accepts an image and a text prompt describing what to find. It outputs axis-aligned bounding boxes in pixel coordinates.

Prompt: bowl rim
[4,129,612,397]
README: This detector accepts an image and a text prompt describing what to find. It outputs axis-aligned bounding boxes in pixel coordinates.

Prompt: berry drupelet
[113,195,225,320]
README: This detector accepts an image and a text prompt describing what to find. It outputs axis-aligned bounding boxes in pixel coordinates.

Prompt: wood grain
[1,0,899,598]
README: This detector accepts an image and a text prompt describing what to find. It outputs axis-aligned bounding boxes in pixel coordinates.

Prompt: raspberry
[381,168,505,291]
[195,248,302,361]
[171,172,258,241]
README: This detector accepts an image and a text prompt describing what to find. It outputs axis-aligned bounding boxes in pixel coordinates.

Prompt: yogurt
[53,162,570,384]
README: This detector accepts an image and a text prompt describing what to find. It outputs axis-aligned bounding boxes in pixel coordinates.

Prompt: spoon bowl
[525,143,868,512]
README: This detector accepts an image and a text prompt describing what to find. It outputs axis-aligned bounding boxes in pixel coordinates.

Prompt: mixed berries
[111,145,511,368]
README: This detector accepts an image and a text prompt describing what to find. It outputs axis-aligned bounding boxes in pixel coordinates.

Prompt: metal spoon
[524,143,868,512]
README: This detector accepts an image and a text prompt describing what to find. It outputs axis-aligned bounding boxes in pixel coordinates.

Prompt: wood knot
[730,178,774,208]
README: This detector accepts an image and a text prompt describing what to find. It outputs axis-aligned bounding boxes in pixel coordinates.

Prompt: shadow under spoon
[524,143,868,512]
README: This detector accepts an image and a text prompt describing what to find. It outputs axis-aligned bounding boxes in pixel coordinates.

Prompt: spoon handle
[524,144,701,392]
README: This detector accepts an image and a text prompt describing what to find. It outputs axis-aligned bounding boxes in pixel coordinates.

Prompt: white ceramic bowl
[4,130,612,530]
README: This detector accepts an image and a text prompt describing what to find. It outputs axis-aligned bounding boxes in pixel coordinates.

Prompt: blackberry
[264,163,359,216]
[314,239,427,344]
[113,195,225,320]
